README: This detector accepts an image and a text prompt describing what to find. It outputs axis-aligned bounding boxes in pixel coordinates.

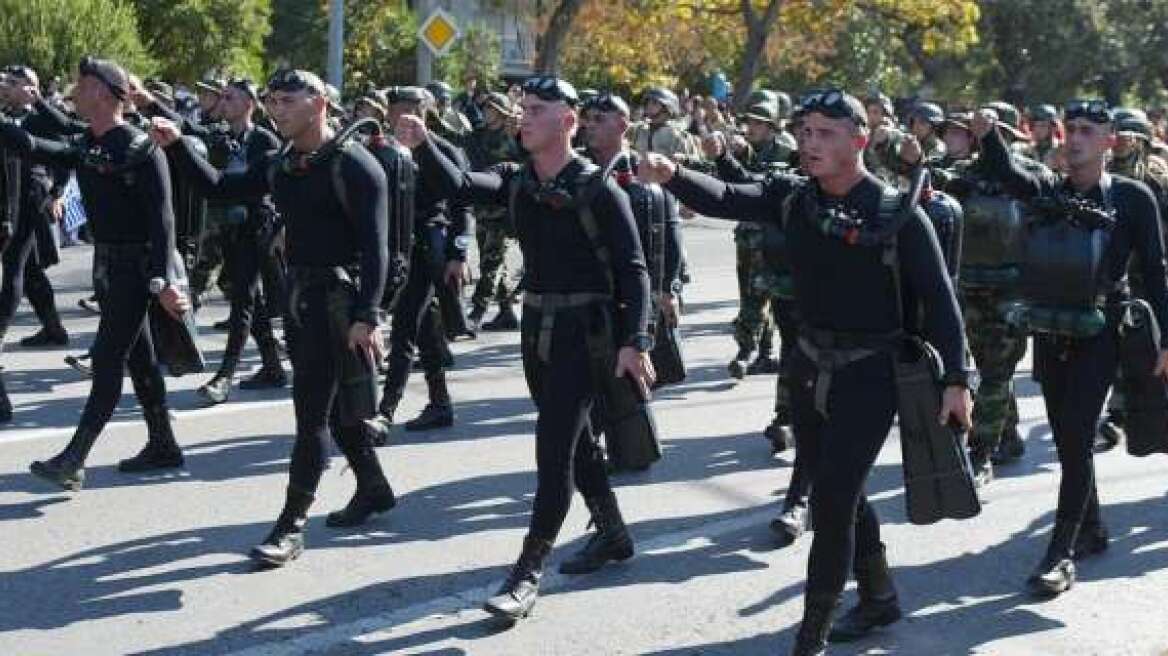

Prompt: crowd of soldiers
[2,55,1168,655]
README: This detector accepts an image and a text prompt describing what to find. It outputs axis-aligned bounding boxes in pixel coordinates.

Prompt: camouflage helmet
[775,91,793,119]
[1115,108,1154,141]
[983,101,1029,142]
[941,110,974,135]
[740,99,780,127]
[579,88,600,104]
[1029,104,1058,123]
[482,91,516,117]
[864,92,896,121]
[425,81,453,102]
[643,87,680,116]
[909,101,945,127]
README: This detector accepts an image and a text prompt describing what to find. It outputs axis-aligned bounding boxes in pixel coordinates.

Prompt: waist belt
[523,291,611,362]
[288,265,355,324]
[797,331,900,417]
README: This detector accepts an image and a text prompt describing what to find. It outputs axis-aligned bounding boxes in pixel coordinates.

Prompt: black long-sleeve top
[416,133,473,262]
[980,125,1168,344]
[665,165,969,380]
[166,136,388,326]
[0,121,175,280]
[598,150,683,294]
[415,136,650,344]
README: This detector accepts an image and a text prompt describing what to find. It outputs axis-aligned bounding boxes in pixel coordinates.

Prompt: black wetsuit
[167,132,390,496]
[664,163,967,600]
[979,125,1168,550]
[416,137,650,543]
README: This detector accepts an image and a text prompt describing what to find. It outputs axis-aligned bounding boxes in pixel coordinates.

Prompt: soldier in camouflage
[1029,104,1062,167]
[862,92,902,185]
[931,110,1034,482]
[725,91,797,381]
[906,101,948,163]
[464,91,524,332]
[1097,109,1168,451]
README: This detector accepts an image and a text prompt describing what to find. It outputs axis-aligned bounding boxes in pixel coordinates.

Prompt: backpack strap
[572,164,614,294]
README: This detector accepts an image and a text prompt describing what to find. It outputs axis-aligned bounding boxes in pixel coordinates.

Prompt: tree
[534,0,587,73]
[434,23,503,91]
[0,0,155,84]
[132,0,272,82]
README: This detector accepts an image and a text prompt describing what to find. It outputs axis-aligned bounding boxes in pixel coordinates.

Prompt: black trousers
[385,227,449,393]
[520,302,614,542]
[789,347,895,596]
[0,210,59,338]
[218,221,280,374]
[285,274,379,493]
[1033,327,1117,532]
[79,247,167,430]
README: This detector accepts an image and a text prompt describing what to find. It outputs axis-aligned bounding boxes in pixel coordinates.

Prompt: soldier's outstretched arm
[30,98,88,136]
[0,119,81,168]
[647,154,791,223]
[155,118,269,203]
[397,114,508,207]
[975,112,1057,200]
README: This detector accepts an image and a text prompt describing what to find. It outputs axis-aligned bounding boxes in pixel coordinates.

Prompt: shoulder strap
[507,167,524,236]
[331,142,352,219]
[572,164,614,293]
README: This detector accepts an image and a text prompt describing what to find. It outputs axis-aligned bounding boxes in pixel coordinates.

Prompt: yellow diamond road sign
[419,9,460,57]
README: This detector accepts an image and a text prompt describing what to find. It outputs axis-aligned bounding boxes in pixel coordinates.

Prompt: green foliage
[0,0,155,84]
[132,0,272,83]
[434,23,503,91]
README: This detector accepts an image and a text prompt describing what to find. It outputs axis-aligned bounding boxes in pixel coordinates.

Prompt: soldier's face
[583,110,626,153]
[198,90,220,115]
[1114,134,1138,157]
[645,100,666,123]
[1032,120,1053,142]
[519,95,574,153]
[909,117,933,141]
[1064,118,1115,169]
[73,75,114,121]
[268,89,324,141]
[387,101,421,129]
[485,106,507,130]
[744,117,773,144]
[219,87,253,123]
[865,104,883,129]
[943,127,972,158]
[798,112,863,180]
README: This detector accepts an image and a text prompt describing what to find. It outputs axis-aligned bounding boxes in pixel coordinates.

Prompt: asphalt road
[2,220,1167,656]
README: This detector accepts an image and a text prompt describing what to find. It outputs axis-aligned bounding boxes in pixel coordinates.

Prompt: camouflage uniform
[732,134,796,363]
[935,155,1034,471]
[464,124,523,318]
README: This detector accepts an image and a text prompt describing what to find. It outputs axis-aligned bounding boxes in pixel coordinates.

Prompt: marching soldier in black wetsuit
[0,66,71,357]
[151,69,397,566]
[396,75,654,623]
[0,57,190,490]
[138,78,288,404]
[971,103,1168,597]
[376,86,472,432]
[639,89,972,655]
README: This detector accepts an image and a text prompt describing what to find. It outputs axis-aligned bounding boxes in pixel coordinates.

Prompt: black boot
[1094,410,1125,453]
[727,347,751,380]
[482,303,518,331]
[790,593,839,656]
[0,369,12,423]
[239,338,288,390]
[197,374,233,405]
[770,501,810,546]
[30,425,101,491]
[560,492,635,574]
[251,486,314,566]
[119,406,184,472]
[483,535,553,621]
[747,351,781,375]
[326,426,397,527]
[1027,520,1077,598]
[764,409,793,453]
[405,370,454,431]
[828,546,902,642]
[19,326,68,347]
[466,306,486,336]
[991,424,1026,465]
[970,444,994,488]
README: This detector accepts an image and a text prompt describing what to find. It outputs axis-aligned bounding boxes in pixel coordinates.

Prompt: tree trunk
[534,0,586,74]
[732,0,785,111]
